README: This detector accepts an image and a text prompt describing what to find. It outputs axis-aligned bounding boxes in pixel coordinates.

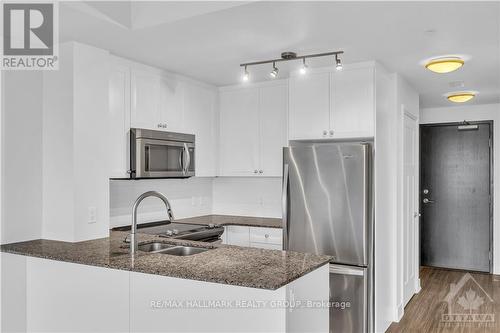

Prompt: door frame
[419,120,494,273]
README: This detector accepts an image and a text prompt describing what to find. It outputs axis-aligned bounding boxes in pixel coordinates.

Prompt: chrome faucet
[130,191,174,255]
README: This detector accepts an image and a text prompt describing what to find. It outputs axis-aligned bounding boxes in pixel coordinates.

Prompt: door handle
[182,143,190,175]
[282,163,289,250]
[423,198,435,204]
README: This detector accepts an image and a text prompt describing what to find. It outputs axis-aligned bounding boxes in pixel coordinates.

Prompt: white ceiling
[60,1,500,108]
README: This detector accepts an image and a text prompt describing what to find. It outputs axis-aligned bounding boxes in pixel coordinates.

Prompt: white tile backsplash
[109,177,282,227]
[109,178,213,227]
[212,177,281,218]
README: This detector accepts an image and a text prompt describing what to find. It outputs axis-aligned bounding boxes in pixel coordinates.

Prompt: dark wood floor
[387,266,500,333]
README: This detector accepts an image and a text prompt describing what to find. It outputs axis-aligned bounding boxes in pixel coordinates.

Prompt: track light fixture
[270,62,279,78]
[335,54,343,71]
[300,58,308,75]
[240,50,343,81]
[242,65,249,82]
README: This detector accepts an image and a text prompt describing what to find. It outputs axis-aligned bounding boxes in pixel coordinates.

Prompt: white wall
[374,69,397,333]
[42,42,110,242]
[420,103,500,274]
[1,71,44,244]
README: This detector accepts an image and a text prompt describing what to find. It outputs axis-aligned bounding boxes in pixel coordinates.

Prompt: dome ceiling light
[240,50,343,82]
[446,91,476,103]
[425,56,465,74]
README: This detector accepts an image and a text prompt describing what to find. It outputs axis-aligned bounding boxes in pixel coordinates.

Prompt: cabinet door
[259,84,288,177]
[331,66,374,137]
[109,63,131,178]
[224,226,250,246]
[159,76,184,132]
[289,72,330,140]
[184,84,217,176]
[130,70,161,130]
[219,88,260,176]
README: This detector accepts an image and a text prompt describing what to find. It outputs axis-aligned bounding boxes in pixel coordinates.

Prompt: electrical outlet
[88,206,97,224]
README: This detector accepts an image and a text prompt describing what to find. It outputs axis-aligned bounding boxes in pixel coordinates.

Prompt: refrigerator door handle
[282,163,289,249]
[329,265,365,276]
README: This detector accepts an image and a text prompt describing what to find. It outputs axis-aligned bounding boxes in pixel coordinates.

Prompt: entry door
[420,122,491,272]
[403,112,418,305]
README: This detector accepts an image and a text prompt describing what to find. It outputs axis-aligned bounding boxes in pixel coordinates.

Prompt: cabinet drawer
[249,227,282,245]
[225,226,250,246]
[250,242,282,250]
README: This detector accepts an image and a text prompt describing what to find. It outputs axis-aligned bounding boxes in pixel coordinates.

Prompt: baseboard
[396,302,404,321]
[415,278,422,293]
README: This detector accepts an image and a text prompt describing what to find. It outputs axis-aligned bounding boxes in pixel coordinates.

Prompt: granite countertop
[173,215,283,229]
[0,231,330,290]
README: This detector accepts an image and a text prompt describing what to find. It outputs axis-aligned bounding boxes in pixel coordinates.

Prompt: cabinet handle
[329,130,334,136]
[323,130,327,136]
[254,170,258,174]
[259,170,263,174]
[265,234,270,239]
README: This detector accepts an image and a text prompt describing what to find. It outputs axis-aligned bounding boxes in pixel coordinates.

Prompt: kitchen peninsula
[1,229,330,333]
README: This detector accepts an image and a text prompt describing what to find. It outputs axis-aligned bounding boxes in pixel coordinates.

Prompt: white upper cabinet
[108,56,218,178]
[219,88,260,176]
[109,61,131,178]
[159,76,184,132]
[130,69,162,130]
[184,84,218,176]
[130,67,184,132]
[219,82,288,177]
[331,66,374,137]
[259,84,288,176]
[289,63,376,140]
[289,72,330,140]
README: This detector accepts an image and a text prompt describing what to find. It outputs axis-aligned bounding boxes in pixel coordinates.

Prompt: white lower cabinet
[4,254,130,333]
[223,225,283,250]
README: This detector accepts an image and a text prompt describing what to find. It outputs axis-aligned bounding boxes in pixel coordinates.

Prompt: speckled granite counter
[0,231,330,290]
[174,214,282,228]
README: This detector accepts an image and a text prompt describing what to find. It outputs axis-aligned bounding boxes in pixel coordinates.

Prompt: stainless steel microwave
[129,128,195,178]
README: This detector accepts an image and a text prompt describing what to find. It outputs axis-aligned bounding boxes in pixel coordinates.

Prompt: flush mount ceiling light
[425,56,464,73]
[446,91,476,103]
[240,50,343,82]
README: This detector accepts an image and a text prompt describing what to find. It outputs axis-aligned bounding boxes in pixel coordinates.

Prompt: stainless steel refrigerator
[282,140,373,333]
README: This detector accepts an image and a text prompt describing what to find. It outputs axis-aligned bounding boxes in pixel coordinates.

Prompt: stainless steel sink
[138,242,173,253]
[160,246,210,256]
[137,242,211,256]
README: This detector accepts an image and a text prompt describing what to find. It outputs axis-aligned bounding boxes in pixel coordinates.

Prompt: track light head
[300,58,308,75]
[335,55,343,71]
[270,62,279,78]
[242,65,249,82]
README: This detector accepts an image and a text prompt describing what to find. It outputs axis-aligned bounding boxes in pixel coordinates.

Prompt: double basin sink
[137,242,211,256]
